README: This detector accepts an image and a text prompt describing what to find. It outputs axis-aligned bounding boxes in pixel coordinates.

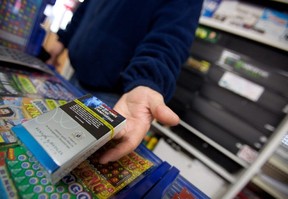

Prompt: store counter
[0,56,209,198]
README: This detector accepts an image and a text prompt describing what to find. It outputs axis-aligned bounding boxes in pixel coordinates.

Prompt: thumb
[150,99,179,126]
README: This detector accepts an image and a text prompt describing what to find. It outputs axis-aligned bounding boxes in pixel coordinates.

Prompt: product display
[207,65,288,115]
[12,94,127,184]
[217,50,288,98]
[0,51,208,198]
[168,27,288,164]
[0,66,77,101]
[199,83,283,135]
[0,96,67,145]
[170,124,243,173]
[191,95,267,150]
[0,46,53,74]
[0,0,54,55]
[1,143,157,199]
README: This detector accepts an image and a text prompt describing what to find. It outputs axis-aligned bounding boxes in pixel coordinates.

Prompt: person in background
[46,0,203,164]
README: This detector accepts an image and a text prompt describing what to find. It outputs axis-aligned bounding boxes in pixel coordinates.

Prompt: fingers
[147,92,179,126]
[99,116,149,164]
[98,139,137,164]
[98,127,143,164]
[153,103,179,126]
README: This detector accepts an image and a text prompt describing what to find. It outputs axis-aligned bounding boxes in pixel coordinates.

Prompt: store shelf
[273,0,288,4]
[179,120,249,168]
[154,2,288,197]
[199,17,288,52]
[152,121,241,183]
[250,152,288,199]
[221,115,288,199]
[268,155,288,175]
[252,175,287,199]
[154,105,288,199]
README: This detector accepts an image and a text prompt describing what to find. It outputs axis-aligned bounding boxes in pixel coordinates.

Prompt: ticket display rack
[0,48,209,198]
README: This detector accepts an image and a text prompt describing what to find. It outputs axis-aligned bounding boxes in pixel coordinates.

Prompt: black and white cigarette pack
[12,94,126,184]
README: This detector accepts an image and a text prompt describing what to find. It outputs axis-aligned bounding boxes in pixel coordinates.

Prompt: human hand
[45,40,65,67]
[98,86,179,164]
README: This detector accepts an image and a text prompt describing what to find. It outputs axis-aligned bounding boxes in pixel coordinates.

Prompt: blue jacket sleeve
[120,0,203,102]
[57,0,90,47]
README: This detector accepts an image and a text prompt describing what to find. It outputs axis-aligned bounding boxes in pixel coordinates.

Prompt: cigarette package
[11,94,126,184]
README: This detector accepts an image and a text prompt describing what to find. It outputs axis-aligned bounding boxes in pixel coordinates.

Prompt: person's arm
[121,0,203,102]
[57,0,90,48]
[46,0,90,66]
[98,0,203,164]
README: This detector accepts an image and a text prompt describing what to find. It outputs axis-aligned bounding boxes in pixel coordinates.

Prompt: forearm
[121,0,203,102]
[57,0,90,47]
